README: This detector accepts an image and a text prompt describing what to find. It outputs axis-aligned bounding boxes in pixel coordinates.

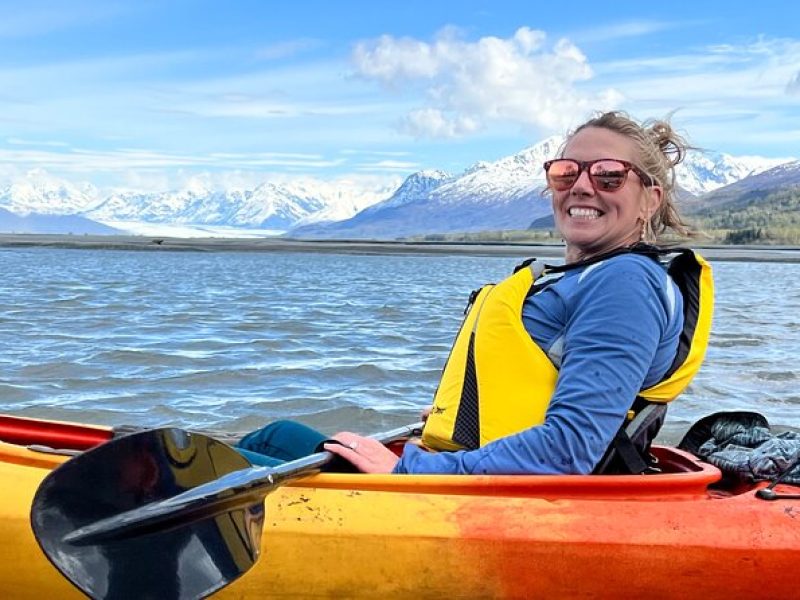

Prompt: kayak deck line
[299,444,725,500]
[0,414,242,469]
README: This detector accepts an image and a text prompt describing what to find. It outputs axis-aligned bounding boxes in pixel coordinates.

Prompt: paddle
[31,421,423,600]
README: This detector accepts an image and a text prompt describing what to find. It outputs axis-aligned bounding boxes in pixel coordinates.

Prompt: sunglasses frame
[543,158,655,192]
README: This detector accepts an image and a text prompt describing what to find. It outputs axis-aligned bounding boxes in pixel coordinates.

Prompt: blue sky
[1,0,799,190]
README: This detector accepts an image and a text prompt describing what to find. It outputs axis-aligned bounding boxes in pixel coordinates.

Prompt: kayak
[2,413,799,599]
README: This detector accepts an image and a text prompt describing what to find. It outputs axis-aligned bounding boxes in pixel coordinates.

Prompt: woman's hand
[324,432,400,474]
[421,406,432,422]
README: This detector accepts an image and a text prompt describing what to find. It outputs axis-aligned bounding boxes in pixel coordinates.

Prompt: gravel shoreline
[2,233,800,262]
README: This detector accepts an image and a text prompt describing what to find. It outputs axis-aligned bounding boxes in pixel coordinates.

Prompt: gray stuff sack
[678,411,800,485]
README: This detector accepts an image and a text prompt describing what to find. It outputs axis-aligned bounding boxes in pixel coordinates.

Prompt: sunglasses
[543,158,654,192]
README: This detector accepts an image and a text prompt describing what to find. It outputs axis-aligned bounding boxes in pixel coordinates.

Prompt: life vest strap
[594,402,668,475]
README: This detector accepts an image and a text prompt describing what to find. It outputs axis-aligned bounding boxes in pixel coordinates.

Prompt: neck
[564,240,650,265]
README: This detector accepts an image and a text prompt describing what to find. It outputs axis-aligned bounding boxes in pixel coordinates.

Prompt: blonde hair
[566,111,694,238]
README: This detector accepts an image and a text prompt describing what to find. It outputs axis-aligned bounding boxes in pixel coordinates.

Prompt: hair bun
[647,120,685,167]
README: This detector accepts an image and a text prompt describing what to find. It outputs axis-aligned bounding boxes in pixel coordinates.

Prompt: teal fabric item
[235,447,285,467]
[236,419,328,466]
[236,419,360,472]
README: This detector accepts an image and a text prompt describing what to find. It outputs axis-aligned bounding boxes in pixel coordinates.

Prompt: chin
[561,227,601,246]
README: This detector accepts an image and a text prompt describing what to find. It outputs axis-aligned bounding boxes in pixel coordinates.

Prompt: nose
[570,168,594,195]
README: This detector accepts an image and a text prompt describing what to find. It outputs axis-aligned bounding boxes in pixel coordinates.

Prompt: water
[1,247,798,444]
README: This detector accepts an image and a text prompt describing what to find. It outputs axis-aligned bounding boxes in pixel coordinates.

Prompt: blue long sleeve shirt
[393,253,684,475]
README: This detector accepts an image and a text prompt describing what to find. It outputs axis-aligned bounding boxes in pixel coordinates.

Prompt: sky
[1,0,799,191]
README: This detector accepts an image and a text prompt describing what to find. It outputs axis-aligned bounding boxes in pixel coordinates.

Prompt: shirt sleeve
[393,258,672,475]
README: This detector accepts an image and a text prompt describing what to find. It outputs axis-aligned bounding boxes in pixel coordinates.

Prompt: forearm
[394,391,629,475]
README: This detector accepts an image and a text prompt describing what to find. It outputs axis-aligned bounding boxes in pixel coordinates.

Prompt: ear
[641,185,663,220]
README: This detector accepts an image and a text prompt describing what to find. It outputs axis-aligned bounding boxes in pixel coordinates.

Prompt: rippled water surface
[1,247,798,443]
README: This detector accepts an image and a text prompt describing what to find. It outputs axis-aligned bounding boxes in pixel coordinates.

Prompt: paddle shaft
[64,421,424,544]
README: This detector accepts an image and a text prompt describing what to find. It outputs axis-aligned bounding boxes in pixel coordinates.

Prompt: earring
[640,218,656,244]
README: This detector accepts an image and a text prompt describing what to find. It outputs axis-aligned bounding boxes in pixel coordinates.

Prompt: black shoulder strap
[512,257,537,273]
[605,428,649,474]
[515,242,683,281]
[521,243,673,299]
[594,402,668,475]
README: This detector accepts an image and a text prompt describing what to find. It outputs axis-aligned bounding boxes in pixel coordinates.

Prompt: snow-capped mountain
[361,170,454,213]
[290,138,563,239]
[689,159,800,209]
[290,170,454,238]
[443,135,561,202]
[284,178,401,226]
[234,183,324,229]
[0,169,99,215]
[84,177,400,232]
[87,181,248,223]
[676,152,791,197]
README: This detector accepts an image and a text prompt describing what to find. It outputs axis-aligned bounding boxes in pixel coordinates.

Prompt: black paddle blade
[31,428,262,600]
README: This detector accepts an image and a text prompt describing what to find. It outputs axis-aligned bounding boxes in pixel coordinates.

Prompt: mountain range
[689,160,800,209]
[0,141,796,239]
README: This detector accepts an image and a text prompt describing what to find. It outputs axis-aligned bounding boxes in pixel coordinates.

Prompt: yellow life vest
[421,247,714,452]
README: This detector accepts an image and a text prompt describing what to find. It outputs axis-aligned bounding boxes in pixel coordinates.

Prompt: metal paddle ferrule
[31,421,422,600]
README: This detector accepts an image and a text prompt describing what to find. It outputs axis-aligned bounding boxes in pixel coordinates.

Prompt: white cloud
[0,42,412,170]
[354,159,419,171]
[176,97,388,120]
[208,151,324,160]
[585,37,800,147]
[352,34,442,82]
[788,71,800,95]
[7,137,69,147]
[0,142,417,191]
[339,149,412,157]
[401,109,479,138]
[571,20,680,44]
[351,27,621,139]
[0,146,346,176]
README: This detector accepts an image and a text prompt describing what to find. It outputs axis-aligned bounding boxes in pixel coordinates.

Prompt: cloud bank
[351,27,622,139]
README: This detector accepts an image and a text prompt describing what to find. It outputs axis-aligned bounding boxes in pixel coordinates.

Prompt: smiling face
[552,126,662,263]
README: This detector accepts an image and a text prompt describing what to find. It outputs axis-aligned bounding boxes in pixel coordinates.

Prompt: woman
[239,111,713,475]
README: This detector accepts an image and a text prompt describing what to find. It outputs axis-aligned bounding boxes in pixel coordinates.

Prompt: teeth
[568,207,601,219]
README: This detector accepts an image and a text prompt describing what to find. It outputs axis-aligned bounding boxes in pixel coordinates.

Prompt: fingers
[323,433,400,474]
[331,432,359,447]
[324,440,370,471]
[324,441,351,459]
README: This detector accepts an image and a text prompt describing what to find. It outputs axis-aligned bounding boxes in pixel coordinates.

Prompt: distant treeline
[688,188,800,245]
